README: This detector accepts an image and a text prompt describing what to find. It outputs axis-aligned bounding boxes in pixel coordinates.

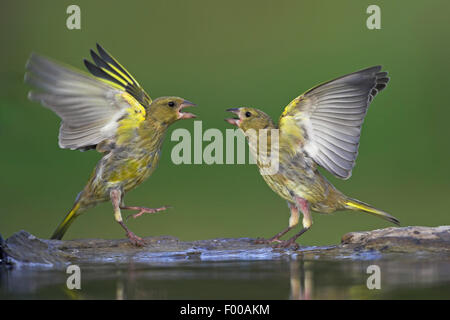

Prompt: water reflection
[1,254,450,299]
[289,260,311,300]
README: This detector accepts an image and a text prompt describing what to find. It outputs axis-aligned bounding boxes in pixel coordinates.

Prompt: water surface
[2,255,449,299]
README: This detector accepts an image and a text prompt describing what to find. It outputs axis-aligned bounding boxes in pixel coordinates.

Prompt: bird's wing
[25,44,152,151]
[278,66,389,179]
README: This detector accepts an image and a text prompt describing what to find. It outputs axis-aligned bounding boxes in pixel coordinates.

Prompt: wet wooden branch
[1,226,449,269]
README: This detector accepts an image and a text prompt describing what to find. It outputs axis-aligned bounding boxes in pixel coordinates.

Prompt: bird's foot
[254,237,269,244]
[273,239,299,250]
[124,205,171,220]
[126,231,145,247]
[254,237,283,244]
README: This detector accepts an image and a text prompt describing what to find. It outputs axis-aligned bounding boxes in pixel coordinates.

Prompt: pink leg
[255,202,298,244]
[254,225,294,244]
[121,205,171,220]
[110,189,145,246]
[276,197,312,249]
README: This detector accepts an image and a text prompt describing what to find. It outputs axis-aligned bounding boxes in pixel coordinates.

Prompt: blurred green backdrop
[0,0,449,245]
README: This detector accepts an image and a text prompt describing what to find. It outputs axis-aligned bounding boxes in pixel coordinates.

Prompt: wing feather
[25,45,149,151]
[90,44,152,108]
[279,66,389,179]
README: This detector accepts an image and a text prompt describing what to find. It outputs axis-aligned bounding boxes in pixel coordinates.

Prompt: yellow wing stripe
[108,63,134,85]
[97,77,126,91]
[107,55,140,86]
[88,44,152,107]
[102,68,128,86]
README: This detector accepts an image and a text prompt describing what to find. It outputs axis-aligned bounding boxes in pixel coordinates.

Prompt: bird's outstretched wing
[279,66,389,179]
[25,44,151,151]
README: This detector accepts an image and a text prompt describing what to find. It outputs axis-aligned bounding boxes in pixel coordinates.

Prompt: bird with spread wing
[25,44,196,245]
[226,66,399,248]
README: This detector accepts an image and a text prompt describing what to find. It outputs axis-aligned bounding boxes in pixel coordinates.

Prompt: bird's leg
[255,202,299,244]
[276,197,312,249]
[254,226,293,244]
[121,205,171,220]
[277,227,310,249]
[110,189,144,246]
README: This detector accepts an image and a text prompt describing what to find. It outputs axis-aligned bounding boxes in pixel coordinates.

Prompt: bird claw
[254,238,268,244]
[126,206,171,220]
[273,240,299,250]
[126,231,145,247]
[268,237,283,244]
[254,237,283,245]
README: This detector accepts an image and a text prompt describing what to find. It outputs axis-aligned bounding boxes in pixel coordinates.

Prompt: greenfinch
[226,66,399,247]
[25,44,196,245]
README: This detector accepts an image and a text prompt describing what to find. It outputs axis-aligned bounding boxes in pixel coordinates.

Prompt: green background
[1,0,448,245]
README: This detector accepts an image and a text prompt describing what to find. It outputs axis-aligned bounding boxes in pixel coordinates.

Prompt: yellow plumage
[226,66,399,247]
[26,44,196,245]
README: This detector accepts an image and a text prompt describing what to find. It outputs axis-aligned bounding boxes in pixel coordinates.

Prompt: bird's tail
[51,201,83,240]
[344,197,400,226]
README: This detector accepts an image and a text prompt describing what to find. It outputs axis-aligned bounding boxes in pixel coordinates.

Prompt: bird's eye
[168,101,175,107]
[245,111,252,118]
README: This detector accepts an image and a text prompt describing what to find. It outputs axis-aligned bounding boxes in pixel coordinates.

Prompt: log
[1,226,449,269]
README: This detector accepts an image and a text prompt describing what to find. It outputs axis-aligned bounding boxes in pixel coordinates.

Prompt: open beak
[178,100,197,119]
[225,108,241,127]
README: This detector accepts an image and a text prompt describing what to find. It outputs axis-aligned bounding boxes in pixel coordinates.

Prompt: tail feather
[51,202,81,240]
[344,198,400,226]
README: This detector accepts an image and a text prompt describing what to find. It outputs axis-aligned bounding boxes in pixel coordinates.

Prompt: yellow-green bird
[225,66,399,248]
[25,44,196,245]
